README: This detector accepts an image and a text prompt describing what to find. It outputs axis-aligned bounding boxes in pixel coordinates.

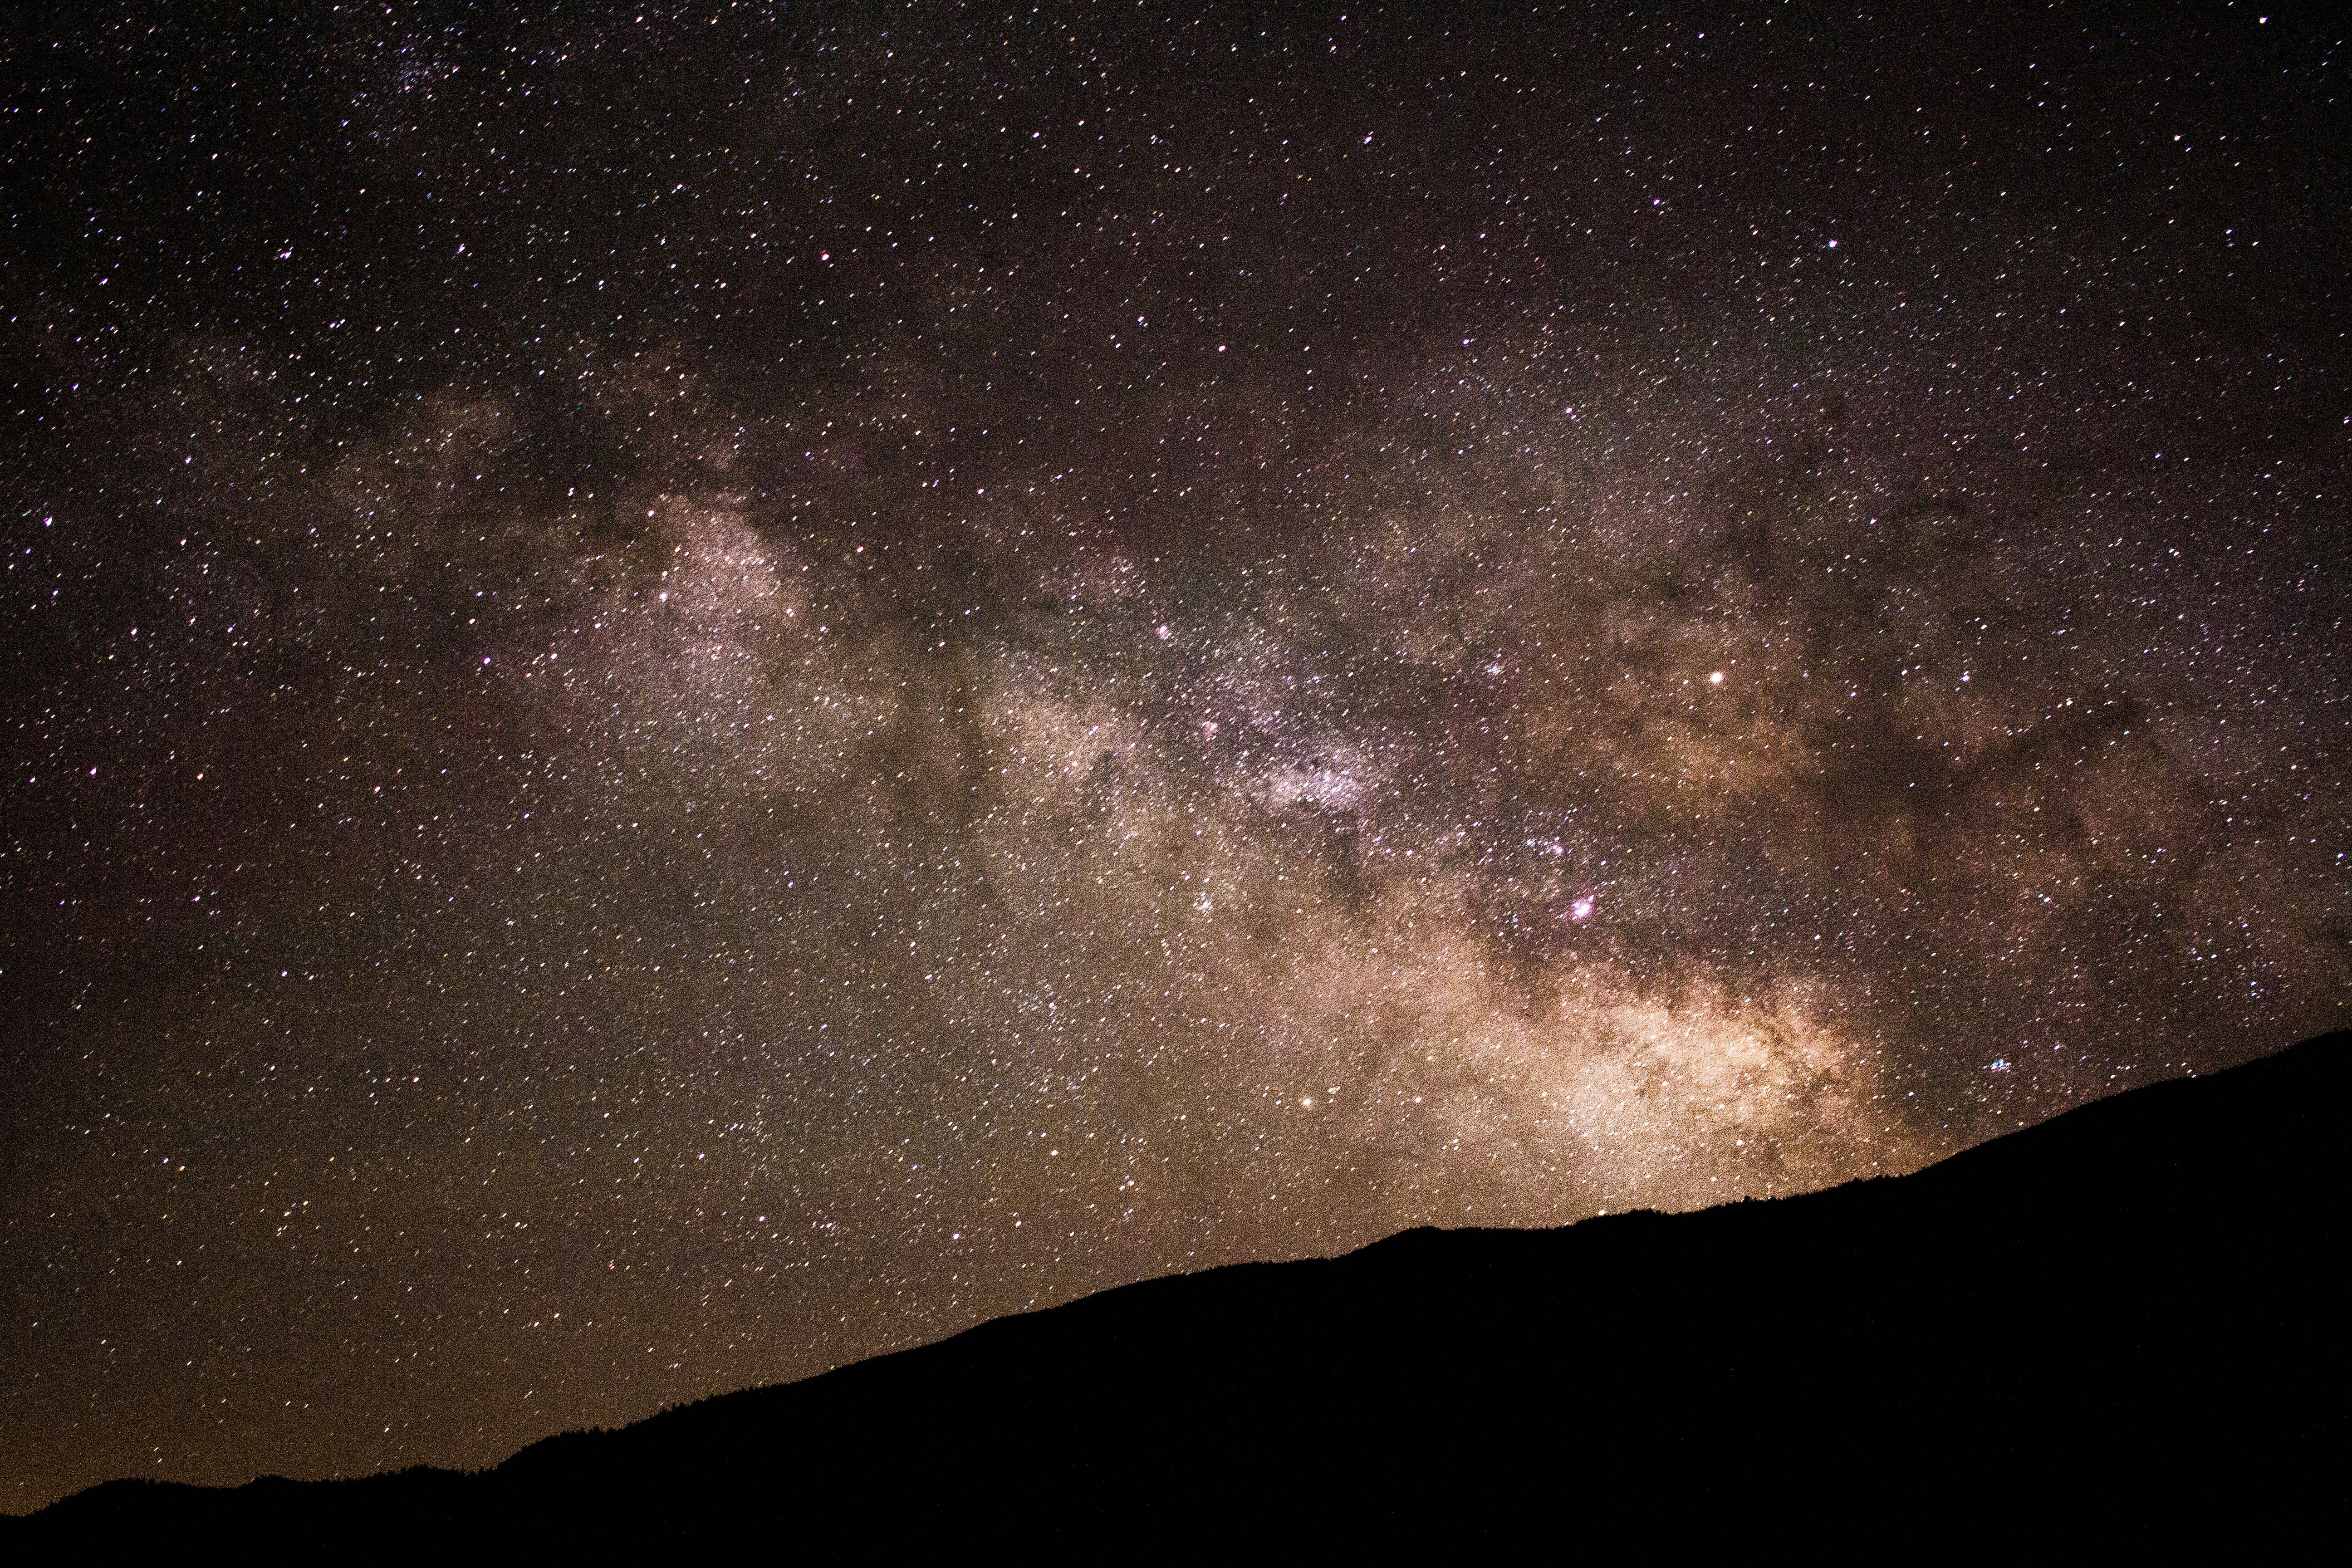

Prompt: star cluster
[4,1,2344,1510]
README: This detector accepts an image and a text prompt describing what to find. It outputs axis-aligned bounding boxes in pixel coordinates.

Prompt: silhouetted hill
[15,1033,2346,1549]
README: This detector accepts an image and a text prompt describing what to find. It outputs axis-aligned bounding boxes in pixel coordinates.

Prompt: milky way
[5,3,2345,1509]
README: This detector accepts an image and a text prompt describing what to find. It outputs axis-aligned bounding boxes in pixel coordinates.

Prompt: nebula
[3,0,2343,1511]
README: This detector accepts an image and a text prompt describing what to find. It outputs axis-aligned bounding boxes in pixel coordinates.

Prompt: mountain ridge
[15,1031,2344,1547]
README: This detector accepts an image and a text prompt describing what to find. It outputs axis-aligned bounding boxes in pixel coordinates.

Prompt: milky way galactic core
[4,2,2344,1510]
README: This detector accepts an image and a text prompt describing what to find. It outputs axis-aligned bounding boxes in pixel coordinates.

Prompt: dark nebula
[4,2,2344,1510]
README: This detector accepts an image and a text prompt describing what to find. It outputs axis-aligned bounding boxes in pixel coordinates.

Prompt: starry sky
[4,0,2346,1510]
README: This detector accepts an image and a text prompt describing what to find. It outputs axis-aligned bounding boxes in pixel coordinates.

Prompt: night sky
[5,1,2346,1510]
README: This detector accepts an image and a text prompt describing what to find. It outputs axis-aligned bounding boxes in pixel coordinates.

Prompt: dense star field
[5,2,2345,1509]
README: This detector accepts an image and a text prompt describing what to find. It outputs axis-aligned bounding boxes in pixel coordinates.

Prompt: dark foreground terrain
[13,1033,2345,1548]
